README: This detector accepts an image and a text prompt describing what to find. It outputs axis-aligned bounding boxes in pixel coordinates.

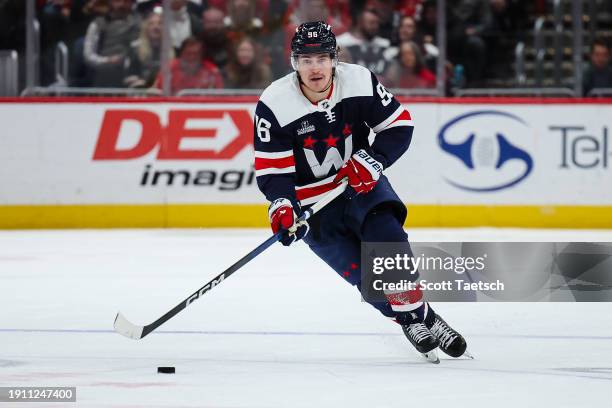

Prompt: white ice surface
[1,228,612,408]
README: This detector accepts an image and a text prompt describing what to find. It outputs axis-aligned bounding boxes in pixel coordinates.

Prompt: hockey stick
[114,180,348,340]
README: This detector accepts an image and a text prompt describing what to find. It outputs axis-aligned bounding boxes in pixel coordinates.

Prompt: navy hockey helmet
[290,21,338,70]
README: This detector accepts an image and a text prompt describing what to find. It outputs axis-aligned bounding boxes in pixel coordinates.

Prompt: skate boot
[396,304,439,355]
[426,312,467,358]
[400,321,439,354]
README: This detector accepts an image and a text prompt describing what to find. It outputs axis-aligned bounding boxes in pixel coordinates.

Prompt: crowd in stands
[1,0,612,94]
[583,37,612,95]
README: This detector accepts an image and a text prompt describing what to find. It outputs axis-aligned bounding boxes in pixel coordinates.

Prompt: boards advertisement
[0,98,610,228]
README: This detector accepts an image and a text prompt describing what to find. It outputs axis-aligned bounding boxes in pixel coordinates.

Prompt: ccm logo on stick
[186,274,226,306]
[93,109,253,160]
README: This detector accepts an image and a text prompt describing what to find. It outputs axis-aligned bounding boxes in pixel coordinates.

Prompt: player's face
[296,53,333,92]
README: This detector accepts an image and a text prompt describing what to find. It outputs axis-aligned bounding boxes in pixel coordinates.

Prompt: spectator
[156,36,223,94]
[418,0,437,46]
[201,7,231,69]
[293,0,329,24]
[482,0,526,80]
[289,0,348,34]
[208,0,268,16]
[447,0,491,87]
[39,0,72,85]
[66,0,106,42]
[386,40,436,88]
[395,0,424,18]
[137,0,204,17]
[168,0,203,51]
[82,0,110,20]
[223,37,272,88]
[125,8,172,88]
[336,8,394,77]
[224,0,264,43]
[388,15,437,69]
[262,0,291,79]
[408,15,439,68]
[282,0,348,76]
[186,0,205,14]
[583,38,612,96]
[83,0,140,87]
[328,0,351,35]
[67,0,111,86]
[396,14,417,44]
[0,0,25,51]
[136,0,160,16]
[224,0,288,81]
[366,0,398,41]
[0,0,26,91]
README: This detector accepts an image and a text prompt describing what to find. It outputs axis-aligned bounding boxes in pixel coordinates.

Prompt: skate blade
[422,350,440,364]
[463,349,475,360]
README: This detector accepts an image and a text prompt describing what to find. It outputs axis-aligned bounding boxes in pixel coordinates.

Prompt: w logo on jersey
[304,135,353,178]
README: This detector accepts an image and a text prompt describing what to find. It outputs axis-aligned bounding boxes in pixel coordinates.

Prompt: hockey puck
[157,366,175,374]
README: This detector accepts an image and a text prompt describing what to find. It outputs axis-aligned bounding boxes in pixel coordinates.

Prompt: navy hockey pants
[303,176,415,318]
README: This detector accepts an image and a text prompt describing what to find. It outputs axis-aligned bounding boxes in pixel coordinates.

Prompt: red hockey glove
[268,198,310,246]
[333,149,383,194]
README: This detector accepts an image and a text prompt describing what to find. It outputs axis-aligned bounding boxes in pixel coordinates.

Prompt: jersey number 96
[376,83,393,107]
[255,115,271,142]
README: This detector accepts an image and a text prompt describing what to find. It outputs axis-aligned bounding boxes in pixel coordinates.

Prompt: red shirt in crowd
[157,59,224,95]
[398,67,436,88]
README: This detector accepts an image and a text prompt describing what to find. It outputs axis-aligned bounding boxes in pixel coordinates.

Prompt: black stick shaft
[140,233,280,338]
[119,180,347,339]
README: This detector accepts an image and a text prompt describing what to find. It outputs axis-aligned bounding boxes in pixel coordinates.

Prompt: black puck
[157,366,175,374]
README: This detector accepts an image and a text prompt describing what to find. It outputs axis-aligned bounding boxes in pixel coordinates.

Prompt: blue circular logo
[438,110,534,192]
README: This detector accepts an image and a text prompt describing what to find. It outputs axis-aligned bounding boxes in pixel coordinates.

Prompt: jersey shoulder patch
[335,63,374,99]
[259,73,311,128]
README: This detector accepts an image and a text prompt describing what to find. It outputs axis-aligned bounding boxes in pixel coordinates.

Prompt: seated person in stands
[224,0,263,41]
[336,8,395,77]
[389,15,438,71]
[583,38,612,96]
[155,36,223,95]
[385,40,436,89]
[167,0,203,52]
[223,37,271,89]
[447,0,489,87]
[83,0,140,87]
[125,9,172,88]
[482,0,526,81]
[201,7,231,70]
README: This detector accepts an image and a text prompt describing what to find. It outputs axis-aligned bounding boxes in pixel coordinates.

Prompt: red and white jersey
[253,62,414,206]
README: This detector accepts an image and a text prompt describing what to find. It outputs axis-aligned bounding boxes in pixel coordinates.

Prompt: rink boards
[0,97,611,228]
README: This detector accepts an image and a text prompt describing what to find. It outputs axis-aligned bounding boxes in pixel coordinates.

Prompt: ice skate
[396,304,440,363]
[401,321,440,363]
[427,313,468,358]
[401,321,439,354]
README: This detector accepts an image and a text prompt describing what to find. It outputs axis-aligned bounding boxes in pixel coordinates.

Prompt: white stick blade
[114,312,144,340]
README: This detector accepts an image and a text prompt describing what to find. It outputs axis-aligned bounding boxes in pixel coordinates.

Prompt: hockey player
[253,21,467,360]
